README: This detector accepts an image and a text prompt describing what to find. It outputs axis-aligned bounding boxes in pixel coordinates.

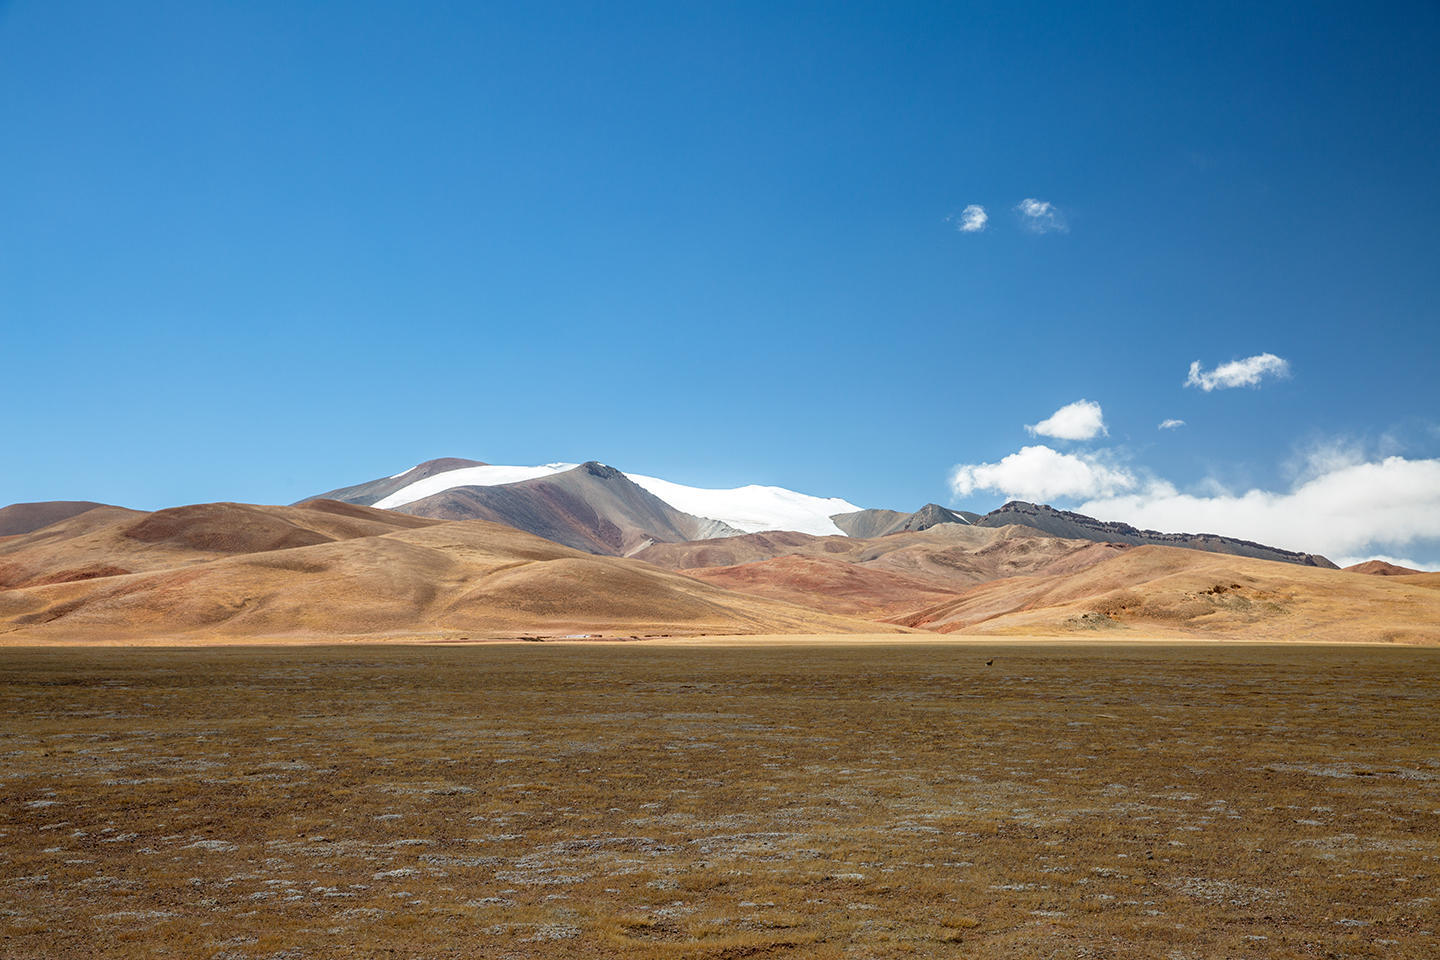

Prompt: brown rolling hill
[1345,559,1424,576]
[0,501,127,537]
[3,495,1431,645]
[892,545,1440,644]
[637,524,1129,620]
[0,502,897,642]
[679,555,964,618]
[397,462,741,556]
[0,500,441,590]
[640,523,1128,590]
[634,530,827,569]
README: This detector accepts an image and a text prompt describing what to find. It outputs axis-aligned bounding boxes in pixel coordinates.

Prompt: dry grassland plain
[2,640,1437,959]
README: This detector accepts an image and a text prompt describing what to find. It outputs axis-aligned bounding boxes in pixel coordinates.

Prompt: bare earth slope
[396,462,741,556]
[0,510,895,642]
[640,523,1124,588]
[678,555,964,618]
[0,500,441,590]
[1346,559,1424,576]
[896,544,1440,644]
[0,500,130,537]
[637,524,1127,619]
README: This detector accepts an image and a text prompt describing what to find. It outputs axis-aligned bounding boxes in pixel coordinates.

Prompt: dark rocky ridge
[832,504,981,538]
[975,501,1338,568]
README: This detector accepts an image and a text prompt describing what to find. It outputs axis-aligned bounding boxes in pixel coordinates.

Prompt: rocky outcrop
[975,501,1338,568]
[831,504,980,538]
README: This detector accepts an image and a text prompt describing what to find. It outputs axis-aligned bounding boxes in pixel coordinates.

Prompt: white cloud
[1185,353,1290,391]
[949,445,1137,502]
[1158,419,1186,430]
[1286,437,1368,483]
[1016,198,1066,233]
[1077,456,1440,560]
[951,204,988,233]
[1027,399,1107,440]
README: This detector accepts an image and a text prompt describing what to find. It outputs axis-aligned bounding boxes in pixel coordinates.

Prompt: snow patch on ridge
[373,463,577,509]
[624,474,860,537]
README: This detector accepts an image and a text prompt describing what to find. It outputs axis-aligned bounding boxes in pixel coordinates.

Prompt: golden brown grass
[2,641,1437,958]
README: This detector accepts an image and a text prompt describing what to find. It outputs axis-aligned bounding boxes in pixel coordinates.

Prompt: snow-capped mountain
[305,457,1337,567]
[335,458,862,538]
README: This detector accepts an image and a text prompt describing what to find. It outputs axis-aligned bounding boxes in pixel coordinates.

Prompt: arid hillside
[0,501,894,642]
[637,524,1127,618]
[639,523,1125,586]
[0,500,124,536]
[894,544,1440,644]
[2,497,1434,645]
[0,500,441,590]
[1345,559,1424,576]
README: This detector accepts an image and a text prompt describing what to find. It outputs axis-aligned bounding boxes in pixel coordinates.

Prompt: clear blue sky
[3,2,1438,563]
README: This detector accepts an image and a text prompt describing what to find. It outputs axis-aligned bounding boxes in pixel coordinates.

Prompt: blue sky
[3,2,1438,565]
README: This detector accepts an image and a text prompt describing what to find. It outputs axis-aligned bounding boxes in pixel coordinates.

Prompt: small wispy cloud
[1185,353,1290,391]
[1016,198,1066,233]
[1158,418,1186,430]
[947,204,988,233]
[1027,399,1107,441]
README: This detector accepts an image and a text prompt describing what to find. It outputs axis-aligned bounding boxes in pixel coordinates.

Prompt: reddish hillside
[1345,559,1424,576]
[681,555,962,618]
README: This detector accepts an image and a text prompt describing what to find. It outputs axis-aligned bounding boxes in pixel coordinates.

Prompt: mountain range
[309,457,1337,566]
[1,455,1433,644]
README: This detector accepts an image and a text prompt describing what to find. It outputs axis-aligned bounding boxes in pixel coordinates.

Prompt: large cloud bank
[1077,456,1440,559]
[950,443,1440,560]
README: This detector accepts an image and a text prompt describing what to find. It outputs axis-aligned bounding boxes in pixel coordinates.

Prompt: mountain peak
[579,461,624,480]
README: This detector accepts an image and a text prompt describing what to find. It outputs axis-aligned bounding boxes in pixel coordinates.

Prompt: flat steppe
[2,640,1437,958]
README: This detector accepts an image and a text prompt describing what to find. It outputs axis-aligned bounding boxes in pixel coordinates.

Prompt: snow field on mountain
[374,461,860,536]
[373,464,577,509]
[624,474,859,537]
